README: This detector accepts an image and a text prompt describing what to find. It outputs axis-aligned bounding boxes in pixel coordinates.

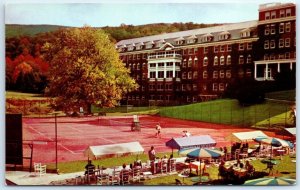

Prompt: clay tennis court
[22,115,278,164]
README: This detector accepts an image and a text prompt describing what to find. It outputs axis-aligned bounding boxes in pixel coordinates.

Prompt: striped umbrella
[179,148,224,180]
[179,148,224,159]
[243,177,296,185]
[254,137,294,148]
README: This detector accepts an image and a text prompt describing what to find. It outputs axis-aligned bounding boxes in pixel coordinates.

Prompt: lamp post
[53,112,59,174]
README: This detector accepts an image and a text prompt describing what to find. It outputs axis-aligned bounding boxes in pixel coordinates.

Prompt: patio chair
[120,170,130,185]
[132,168,141,182]
[85,166,96,184]
[110,171,120,185]
[169,158,176,173]
[97,175,110,185]
[161,159,168,174]
[34,162,46,177]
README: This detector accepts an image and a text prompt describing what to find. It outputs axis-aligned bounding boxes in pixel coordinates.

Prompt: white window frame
[214,46,219,53]
[219,70,225,78]
[239,43,244,51]
[219,83,225,91]
[286,8,291,17]
[270,40,275,49]
[271,11,276,19]
[265,12,270,20]
[264,40,269,49]
[213,56,218,66]
[220,56,225,65]
[270,24,276,34]
[226,70,231,78]
[226,55,231,65]
[203,57,208,66]
[239,55,244,64]
[213,71,218,79]
[280,9,285,17]
[279,23,285,33]
[279,39,284,48]
[286,22,291,32]
[203,71,208,79]
[227,45,232,51]
[213,83,218,91]
[285,38,290,47]
[204,47,208,54]
[247,55,252,64]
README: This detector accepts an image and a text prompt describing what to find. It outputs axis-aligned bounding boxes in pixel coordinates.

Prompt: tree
[43,27,137,113]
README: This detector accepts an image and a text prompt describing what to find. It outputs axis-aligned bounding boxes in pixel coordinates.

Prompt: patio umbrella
[243,177,296,185]
[253,137,294,159]
[179,148,224,181]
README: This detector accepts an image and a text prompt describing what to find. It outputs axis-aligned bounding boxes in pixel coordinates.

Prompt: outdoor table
[189,162,205,175]
[233,167,247,178]
[178,173,189,183]
[239,153,248,163]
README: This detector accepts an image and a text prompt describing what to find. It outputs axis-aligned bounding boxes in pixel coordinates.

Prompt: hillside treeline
[5,22,220,93]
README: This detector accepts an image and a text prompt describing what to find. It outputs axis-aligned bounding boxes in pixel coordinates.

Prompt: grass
[254,111,295,129]
[265,90,296,101]
[6,91,46,100]
[158,99,292,127]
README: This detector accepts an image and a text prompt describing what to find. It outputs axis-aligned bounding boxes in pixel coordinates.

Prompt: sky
[5,2,264,27]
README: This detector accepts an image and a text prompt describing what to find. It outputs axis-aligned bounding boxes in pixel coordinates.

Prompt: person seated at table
[218,160,227,177]
[120,163,130,183]
[84,160,95,175]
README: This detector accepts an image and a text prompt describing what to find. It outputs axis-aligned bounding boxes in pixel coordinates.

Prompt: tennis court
[22,115,278,164]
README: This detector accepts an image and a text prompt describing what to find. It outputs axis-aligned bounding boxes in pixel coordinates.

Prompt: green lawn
[158,99,292,127]
[265,90,296,101]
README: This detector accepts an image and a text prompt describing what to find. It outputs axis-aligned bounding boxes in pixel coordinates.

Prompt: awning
[284,127,296,136]
[225,130,268,142]
[84,142,144,159]
[166,135,216,150]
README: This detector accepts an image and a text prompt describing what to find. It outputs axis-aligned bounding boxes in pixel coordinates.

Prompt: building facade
[116,2,296,106]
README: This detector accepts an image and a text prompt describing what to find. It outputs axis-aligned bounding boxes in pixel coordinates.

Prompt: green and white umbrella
[244,177,296,186]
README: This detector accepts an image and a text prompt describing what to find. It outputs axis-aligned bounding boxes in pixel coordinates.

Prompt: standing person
[156,123,161,138]
[148,146,156,161]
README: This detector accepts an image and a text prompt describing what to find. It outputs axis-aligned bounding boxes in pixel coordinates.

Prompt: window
[213,71,218,79]
[137,54,141,59]
[188,58,192,67]
[270,24,276,34]
[193,96,197,102]
[203,57,208,66]
[219,83,225,91]
[214,56,218,66]
[142,73,147,79]
[175,71,180,78]
[182,84,186,91]
[158,62,164,67]
[192,84,198,91]
[247,55,252,64]
[265,25,270,35]
[220,45,225,52]
[247,43,252,50]
[150,63,156,68]
[270,54,275,60]
[239,43,244,51]
[175,62,180,67]
[166,62,173,67]
[265,12,270,20]
[182,59,187,67]
[226,55,231,65]
[239,55,244,64]
[150,95,155,100]
[157,84,164,91]
[128,46,134,51]
[203,71,208,79]
[188,71,192,79]
[279,39,284,48]
[270,40,275,49]
[238,69,244,78]
[187,39,195,44]
[194,58,198,67]
[188,48,194,55]
[280,9,285,17]
[204,47,209,54]
[213,83,218,91]
[285,38,290,47]
[158,71,164,78]
[182,72,187,79]
[219,70,225,78]
[227,45,232,51]
[187,96,191,102]
[166,71,173,78]
[264,40,269,49]
[285,52,290,59]
[137,63,140,70]
[286,8,291,17]
[279,23,284,33]
[203,84,207,91]
[146,43,153,49]
[220,56,225,65]
[246,69,252,77]
[150,72,155,78]
[271,11,276,19]
[278,53,284,59]
[226,70,231,78]
[149,84,155,90]
[286,22,291,32]
[193,71,198,79]
[214,46,219,53]
[264,54,269,60]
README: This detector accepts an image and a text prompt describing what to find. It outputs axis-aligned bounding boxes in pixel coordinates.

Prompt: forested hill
[6,22,222,42]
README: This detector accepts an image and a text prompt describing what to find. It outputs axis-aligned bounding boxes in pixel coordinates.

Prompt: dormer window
[201,33,213,42]
[174,37,185,45]
[127,45,134,51]
[265,12,270,20]
[286,8,291,17]
[155,39,165,48]
[240,28,251,38]
[135,42,144,50]
[218,31,230,40]
[145,41,154,49]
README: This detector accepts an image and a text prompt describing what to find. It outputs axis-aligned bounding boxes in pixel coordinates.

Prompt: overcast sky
[5,2,264,27]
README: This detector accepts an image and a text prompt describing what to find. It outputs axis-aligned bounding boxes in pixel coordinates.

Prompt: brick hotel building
[116,2,296,106]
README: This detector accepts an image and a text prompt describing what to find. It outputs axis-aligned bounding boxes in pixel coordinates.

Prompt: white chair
[132,168,141,182]
[169,158,176,173]
[34,162,46,177]
[110,171,120,185]
[97,175,110,185]
[161,159,168,173]
[120,170,130,185]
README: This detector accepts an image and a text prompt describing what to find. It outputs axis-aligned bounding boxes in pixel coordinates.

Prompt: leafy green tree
[43,27,137,113]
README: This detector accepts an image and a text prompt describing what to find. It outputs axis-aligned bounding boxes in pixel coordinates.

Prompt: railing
[148,54,182,60]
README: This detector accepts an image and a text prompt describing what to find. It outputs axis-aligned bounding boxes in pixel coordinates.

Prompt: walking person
[156,123,161,138]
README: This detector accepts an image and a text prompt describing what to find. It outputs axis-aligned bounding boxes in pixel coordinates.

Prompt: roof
[226,130,268,142]
[165,135,216,150]
[284,127,296,136]
[116,20,258,47]
[83,142,144,159]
